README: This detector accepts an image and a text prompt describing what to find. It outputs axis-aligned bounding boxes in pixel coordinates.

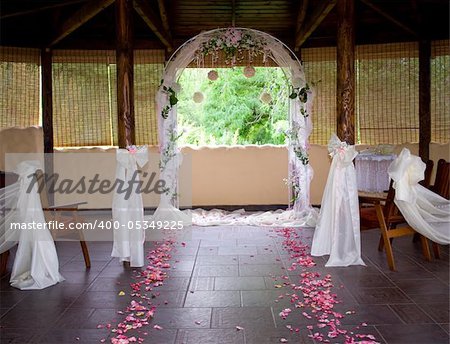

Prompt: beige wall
[1,126,449,208]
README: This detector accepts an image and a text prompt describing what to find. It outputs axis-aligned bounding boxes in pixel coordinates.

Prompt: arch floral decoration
[153,28,317,225]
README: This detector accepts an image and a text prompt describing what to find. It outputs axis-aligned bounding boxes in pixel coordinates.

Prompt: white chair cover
[311,134,365,267]
[111,147,148,267]
[6,161,64,289]
[388,148,450,245]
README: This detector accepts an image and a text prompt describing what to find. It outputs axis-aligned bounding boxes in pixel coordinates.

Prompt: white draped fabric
[311,135,365,267]
[191,208,317,227]
[1,160,64,289]
[155,28,317,226]
[111,147,148,267]
[388,148,450,245]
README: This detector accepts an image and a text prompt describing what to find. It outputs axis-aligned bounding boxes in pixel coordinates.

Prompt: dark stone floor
[0,226,448,344]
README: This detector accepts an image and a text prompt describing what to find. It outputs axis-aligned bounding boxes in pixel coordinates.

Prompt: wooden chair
[359,160,435,271]
[35,169,91,268]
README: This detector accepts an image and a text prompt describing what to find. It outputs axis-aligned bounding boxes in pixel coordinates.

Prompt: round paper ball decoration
[207,70,219,81]
[260,92,272,104]
[193,91,204,103]
[243,66,256,78]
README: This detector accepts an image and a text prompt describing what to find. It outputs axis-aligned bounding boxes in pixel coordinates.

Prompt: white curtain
[3,160,64,289]
[311,134,365,267]
[388,148,450,245]
[111,147,148,267]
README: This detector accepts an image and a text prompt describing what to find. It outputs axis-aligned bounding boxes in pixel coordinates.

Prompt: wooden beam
[295,0,309,38]
[418,40,431,161]
[1,0,89,19]
[336,0,355,145]
[49,0,115,46]
[133,0,173,52]
[359,0,417,37]
[116,0,135,148]
[295,0,336,50]
[157,0,172,37]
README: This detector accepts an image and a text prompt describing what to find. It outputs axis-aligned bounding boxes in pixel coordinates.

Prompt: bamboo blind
[356,42,419,145]
[431,40,450,143]
[53,50,117,147]
[134,50,165,145]
[302,47,337,145]
[0,47,41,128]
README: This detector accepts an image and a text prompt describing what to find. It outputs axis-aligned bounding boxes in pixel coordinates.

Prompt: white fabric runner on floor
[111,147,148,267]
[389,148,450,245]
[190,208,317,227]
[7,161,64,289]
[311,134,365,267]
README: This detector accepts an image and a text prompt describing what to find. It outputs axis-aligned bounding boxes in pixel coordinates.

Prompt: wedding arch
[153,27,317,226]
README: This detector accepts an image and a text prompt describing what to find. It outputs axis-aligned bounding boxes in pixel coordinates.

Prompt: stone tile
[390,304,435,324]
[335,304,404,326]
[239,264,285,277]
[241,290,291,307]
[195,265,239,277]
[0,328,41,343]
[0,291,26,308]
[200,239,237,247]
[394,278,449,296]
[211,307,276,328]
[350,287,411,304]
[188,277,215,291]
[418,303,450,323]
[238,254,280,265]
[87,277,130,292]
[153,277,190,291]
[150,307,212,328]
[218,246,258,256]
[1,307,66,328]
[214,277,266,290]
[184,290,240,307]
[70,291,134,309]
[175,329,245,344]
[35,328,111,343]
[339,273,395,289]
[197,247,219,255]
[60,259,109,272]
[375,324,449,344]
[243,326,314,344]
[196,255,238,265]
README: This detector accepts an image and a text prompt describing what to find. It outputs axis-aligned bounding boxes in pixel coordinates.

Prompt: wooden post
[116,0,135,148]
[336,0,355,145]
[41,48,54,204]
[419,40,431,161]
[41,48,54,154]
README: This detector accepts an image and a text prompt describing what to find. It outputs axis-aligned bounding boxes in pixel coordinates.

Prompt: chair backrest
[383,179,397,219]
[432,159,450,199]
[419,159,434,188]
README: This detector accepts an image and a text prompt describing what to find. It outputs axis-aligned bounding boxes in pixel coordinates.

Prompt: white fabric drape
[111,147,148,267]
[6,161,64,289]
[388,148,450,245]
[311,134,365,267]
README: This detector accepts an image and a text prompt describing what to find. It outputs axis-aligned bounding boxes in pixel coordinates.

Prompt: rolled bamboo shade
[0,46,41,128]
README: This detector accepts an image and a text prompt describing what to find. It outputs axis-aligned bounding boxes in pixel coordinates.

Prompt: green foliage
[177,67,289,145]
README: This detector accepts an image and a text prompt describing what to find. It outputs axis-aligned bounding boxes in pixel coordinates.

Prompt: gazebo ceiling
[1,0,448,51]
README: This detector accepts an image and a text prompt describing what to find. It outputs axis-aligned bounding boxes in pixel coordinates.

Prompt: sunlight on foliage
[177,67,289,146]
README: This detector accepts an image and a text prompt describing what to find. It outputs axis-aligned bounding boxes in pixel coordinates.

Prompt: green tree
[177,67,289,145]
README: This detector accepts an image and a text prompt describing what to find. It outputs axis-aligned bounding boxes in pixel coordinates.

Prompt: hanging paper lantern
[193,92,204,103]
[243,66,256,78]
[207,70,219,81]
[260,92,272,104]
